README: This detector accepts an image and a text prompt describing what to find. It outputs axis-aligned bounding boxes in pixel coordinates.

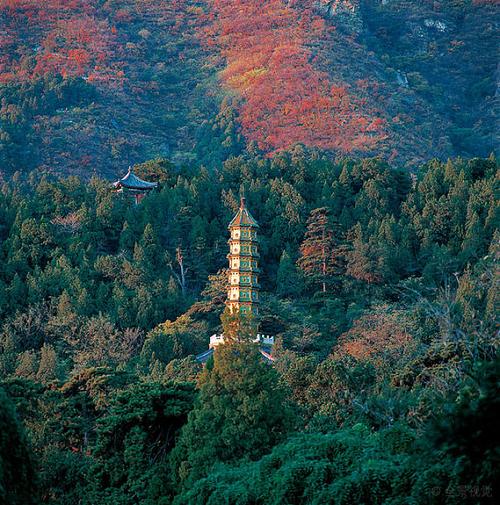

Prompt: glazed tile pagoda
[227,197,260,316]
[196,196,274,363]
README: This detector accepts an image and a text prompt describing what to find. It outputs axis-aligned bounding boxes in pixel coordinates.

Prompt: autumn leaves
[203,0,385,154]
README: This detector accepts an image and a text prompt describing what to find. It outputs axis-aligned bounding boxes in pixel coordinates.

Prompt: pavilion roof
[113,168,158,190]
[228,197,259,228]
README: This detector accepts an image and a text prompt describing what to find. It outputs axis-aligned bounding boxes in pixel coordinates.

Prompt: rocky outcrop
[314,0,363,33]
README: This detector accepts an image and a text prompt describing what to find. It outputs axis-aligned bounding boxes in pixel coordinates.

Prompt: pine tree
[171,342,294,490]
[36,343,58,385]
[297,207,338,293]
[15,350,38,380]
[346,223,383,285]
[461,210,486,263]
[276,249,303,298]
[7,273,26,312]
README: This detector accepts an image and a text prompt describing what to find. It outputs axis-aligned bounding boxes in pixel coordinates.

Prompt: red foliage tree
[335,307,415,369]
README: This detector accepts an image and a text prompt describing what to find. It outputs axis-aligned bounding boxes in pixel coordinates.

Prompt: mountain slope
[0,0,497,177]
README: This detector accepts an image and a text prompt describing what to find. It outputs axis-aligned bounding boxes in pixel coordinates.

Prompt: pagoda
[113,167,158,204]
[226,196,260,316]
[196,196,274,362]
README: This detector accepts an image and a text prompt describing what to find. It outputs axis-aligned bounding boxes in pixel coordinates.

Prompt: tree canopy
[0,153,497,504]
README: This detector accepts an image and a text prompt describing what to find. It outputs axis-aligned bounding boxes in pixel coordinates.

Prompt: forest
[0,152,498,504]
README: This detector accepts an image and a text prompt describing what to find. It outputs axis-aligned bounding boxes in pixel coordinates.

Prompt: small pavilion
[113,167,158,204]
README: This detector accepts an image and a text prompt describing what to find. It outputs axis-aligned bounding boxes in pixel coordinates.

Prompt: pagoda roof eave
[228,209,259,228]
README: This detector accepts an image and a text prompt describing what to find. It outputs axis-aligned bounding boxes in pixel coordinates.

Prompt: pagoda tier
[226,197,260,316]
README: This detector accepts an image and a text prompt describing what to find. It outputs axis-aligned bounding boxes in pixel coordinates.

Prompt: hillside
[0,155,497,503]
[0,0,498,178]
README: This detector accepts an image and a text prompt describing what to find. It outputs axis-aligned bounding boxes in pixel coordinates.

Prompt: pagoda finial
[240,195,246,209]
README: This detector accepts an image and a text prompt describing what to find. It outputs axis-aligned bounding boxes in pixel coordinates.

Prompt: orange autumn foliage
[335,309,415,367]
[0,0,193,84]
[203,0,385,154]
[0,1,116,81]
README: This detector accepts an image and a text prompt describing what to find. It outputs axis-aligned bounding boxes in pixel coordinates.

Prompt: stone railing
[209,333,275,349]
[256,334,275,346]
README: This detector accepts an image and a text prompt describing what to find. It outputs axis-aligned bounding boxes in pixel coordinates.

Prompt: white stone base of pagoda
[209,334,275,349]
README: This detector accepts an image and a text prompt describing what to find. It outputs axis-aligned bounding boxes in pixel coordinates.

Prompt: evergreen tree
[297,207,338,293]
[0,387,38,505]
[346,223,383,285]
[36,343,58,385]
[171,342,294,490]
[15,351,38,380]
[276,249,303,298]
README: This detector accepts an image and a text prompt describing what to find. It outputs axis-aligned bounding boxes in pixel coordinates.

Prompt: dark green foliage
[430,358,500,499]
[276,249,303,298]
[174,425,421,505]
[0,154,497,504]
[140,316,208,370]
[306,355,377,426]
[171,343,295,490]
[86,382,196,505]
[0,77,97,174]
[0,387,38,505]
[177,389,499,505]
